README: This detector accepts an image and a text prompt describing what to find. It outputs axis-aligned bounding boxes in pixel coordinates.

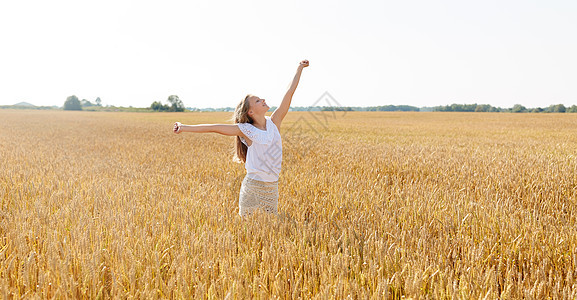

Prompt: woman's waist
[244,174,279,185]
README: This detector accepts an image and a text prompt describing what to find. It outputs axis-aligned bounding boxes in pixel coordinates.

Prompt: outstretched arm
[271,59,309,129]
[173,122,244,137]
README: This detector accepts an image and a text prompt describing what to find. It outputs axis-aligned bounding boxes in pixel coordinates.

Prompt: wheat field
[1,109,576,298]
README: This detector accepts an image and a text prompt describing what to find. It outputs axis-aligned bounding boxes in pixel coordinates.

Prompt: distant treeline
[0,105,56,110]
[321,105,419,112]
[4,100,577,113]
[431,103,577,113]
[274,104,577,113]
[293,103,577,113]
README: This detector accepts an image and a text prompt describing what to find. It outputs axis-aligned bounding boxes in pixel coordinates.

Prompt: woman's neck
[252,115,267,130]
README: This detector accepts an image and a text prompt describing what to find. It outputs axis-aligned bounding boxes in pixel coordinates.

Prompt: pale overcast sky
[1,0,576,108]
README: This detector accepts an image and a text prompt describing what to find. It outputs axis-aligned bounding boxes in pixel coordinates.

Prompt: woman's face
[248,95,269,116]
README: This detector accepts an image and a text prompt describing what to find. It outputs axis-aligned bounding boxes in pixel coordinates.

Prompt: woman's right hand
[173,122,182,134]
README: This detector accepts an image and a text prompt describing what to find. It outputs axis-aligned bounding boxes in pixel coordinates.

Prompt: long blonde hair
[233,94,253,163]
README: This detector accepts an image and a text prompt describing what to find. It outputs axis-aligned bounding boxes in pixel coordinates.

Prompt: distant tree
[373,105,418,112]
[434,103,477,112]
[512,104,527,113]
[464,104,477,112]
[555,104,566,113]
[63,95,82,111]
[434,105,449,112]
[433,104,502,112]
[81,99,94,107]
[531,107,544,113]
[567,105,577,113]
[474,104,494,112]
[167,95,185,112]
[546,104,566,113]
[150,96,184,112]
[150,101,169,111]
[95,97,102,106]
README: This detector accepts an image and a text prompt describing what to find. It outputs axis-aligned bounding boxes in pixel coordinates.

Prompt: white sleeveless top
[237,116,282,182]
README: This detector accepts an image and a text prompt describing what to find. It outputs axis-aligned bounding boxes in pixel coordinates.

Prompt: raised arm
[173,122,244,137]
[271,60,309,129]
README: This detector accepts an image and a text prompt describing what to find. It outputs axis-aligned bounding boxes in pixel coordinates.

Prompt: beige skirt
[238,176,279,217]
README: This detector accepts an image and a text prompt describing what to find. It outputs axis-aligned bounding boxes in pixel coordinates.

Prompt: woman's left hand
[299,59,309,68]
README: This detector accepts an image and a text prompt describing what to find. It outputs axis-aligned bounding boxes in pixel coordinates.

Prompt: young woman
[173,59,309,216]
